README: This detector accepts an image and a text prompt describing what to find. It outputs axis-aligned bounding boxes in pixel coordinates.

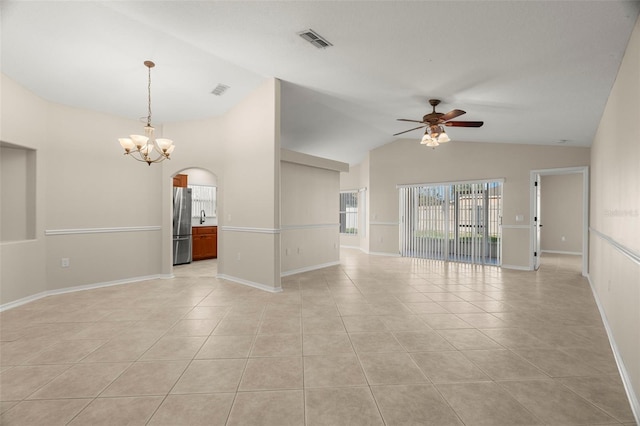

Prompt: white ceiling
[2,1,639,165]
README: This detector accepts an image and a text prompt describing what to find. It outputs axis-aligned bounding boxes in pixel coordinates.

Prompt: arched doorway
[169,167,219,276]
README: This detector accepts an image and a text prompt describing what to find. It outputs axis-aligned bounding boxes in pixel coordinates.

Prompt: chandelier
[420,124,450,148]
[118,61,174,165]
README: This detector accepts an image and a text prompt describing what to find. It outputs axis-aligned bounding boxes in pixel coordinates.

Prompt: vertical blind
[189,185,216,218]
[398,180,502,265]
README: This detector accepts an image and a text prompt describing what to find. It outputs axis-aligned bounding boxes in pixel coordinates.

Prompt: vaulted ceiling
[2,1,639,165]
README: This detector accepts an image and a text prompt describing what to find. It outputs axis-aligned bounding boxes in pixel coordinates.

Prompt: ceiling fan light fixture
[438,132,450,143]
[426,139,440,148]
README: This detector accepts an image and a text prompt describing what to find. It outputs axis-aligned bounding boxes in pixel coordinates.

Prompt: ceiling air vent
[211,84,230,96]
[298,29,333,49]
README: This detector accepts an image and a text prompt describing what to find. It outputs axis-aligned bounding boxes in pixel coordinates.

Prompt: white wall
[280,150,347,275]
[589,15,640,418]
[0,75,48,305]
[540,173,583,253]
[163,79,282,292]
[341,139,590,268]
[1,74,284,306]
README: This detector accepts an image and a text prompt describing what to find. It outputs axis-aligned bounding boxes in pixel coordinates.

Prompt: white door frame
[529,166,589,276]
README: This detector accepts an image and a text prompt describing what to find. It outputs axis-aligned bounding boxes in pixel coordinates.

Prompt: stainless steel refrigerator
[173,187,192,265]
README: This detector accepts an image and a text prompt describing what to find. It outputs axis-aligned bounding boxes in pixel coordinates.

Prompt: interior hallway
[0,251,635,425]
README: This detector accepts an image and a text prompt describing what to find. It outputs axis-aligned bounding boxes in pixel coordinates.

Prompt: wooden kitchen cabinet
[173,174,188,188]
[192,226,217,260]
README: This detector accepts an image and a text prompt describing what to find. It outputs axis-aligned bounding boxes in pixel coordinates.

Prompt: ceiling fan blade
[393,124,427,136]
[397,118,426,124]
[445,121,484,127]
[439,109,466,122]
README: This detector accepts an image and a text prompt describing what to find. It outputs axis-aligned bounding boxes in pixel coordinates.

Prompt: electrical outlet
[61,258,70,268]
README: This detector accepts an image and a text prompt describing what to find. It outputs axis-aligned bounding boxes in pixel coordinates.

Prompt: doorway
[530,167,589,276]
[171,167,219,272]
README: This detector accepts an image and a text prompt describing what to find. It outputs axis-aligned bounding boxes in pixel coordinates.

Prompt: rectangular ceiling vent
[298,29,333,49]
[211,84,230,96]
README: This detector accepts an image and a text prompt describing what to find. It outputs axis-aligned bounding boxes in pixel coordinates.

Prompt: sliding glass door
[399,180,502,265]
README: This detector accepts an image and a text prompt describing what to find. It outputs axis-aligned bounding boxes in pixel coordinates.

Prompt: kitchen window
[189,185,216,218]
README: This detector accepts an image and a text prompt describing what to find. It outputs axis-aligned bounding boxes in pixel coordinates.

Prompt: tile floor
[0,251,636,425]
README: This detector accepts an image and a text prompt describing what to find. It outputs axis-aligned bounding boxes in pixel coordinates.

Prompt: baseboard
[501,264,532,271]
[0,273,174,312]
[216,274,283,293]
[541,250,582,256]
[281,261,341,277]
[370,252,401,257]
[586,274,640,424]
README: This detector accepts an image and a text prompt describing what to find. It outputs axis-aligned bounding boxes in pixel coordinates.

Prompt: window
[340,191,358,235]
[189,185,216,218]
[398,180,503,265]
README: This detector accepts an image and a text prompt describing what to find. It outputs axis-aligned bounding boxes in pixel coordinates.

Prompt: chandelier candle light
[118,61,174,165]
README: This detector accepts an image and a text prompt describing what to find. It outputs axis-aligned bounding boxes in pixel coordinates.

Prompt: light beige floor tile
[213,317,261,335]
[410,351,491,383]
[250,334,302,357]
[303,333,354,355]
[24,339,106,364]
[171,359,246,393]
[405,302,450,314]
[305,387,384,426]
[371,384,464,425]
[258,316,301,334]
[185,306,229,319]
[238,357,303,391]
[358,352,428,385]
[379,315,431,331]
[559,345,621,375]
[302,315,346,333]
[80,336,159,363]
[67,396,163,426]
[478,328,551,349]
[67,320,137,340]
[437,301,486,314]
[303,353,367,388]
[341,315,388,332]
[0,398,91,426]
[437,328,503,350]
[227,390,304,426]
[0,364,70,400]
[462,349,548,380]
[423,293,465,302]
[437,381,542,425]
[349,332,404,353]
[456,313,509,328]
[148,393,235,426]
[101,360,188,397]
[499,379,616,424]
[195,335,254,359]
[513,348,604,377]
[393,330,456,352]
[419,313,472,329]
[0,339,57,366]
[336,303,378,316]
[28,362,129,399]
[559,376,636,423]
[140,336,206,360]
[165,319,219,336]
[0,401,19,414]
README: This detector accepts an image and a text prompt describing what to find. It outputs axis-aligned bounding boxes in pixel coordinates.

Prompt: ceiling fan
[394,99,484,147]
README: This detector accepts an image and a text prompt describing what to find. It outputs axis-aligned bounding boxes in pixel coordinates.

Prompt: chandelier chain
[147,64,152,127]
